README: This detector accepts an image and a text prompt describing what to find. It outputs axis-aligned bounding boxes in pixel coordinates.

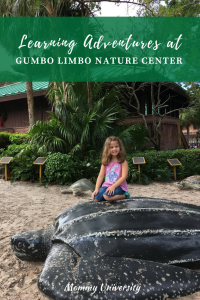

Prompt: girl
[92,136,130,202]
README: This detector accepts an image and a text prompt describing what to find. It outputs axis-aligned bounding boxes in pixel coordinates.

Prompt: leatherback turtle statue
[61,178,95,196]
[174,175,200,190]
[11,197,200,300]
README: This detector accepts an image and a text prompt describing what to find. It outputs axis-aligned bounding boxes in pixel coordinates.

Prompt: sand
[0,179,200,300]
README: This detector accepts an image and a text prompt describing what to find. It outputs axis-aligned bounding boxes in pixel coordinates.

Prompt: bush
[9,144,46,183]
[44,153,84,184]
[0,132,29,151]
[127,149,200,184]
[0,144,27,157]
[2,143,199,185]
[0,132,11,149]
[81,150,101,183]
[0,145,101,184]
[44,151,101,184]
[9,133,29,145]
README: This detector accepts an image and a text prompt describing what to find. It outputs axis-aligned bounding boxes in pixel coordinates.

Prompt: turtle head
[174,181,184,189]
[72,188,81,196]
[11,229,50,261]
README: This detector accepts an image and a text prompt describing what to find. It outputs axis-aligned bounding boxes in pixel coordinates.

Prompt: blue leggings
[94,186,125,201]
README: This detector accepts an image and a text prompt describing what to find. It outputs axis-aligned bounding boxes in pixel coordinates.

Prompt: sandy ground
[0,179,200,300]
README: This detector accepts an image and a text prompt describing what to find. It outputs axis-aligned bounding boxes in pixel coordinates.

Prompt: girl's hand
[106,186,115,195]
[92,189,99,199]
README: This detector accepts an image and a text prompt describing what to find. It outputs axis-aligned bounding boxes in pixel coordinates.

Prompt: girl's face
[110,141,120,156]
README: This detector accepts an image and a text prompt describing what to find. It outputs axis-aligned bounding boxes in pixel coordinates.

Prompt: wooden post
[5,164,7,181]
[0,157,13,181]
[174,166,176,181]
[138,164,141,182]
[33,157,48,183]
[132,158,146,183]
[39,165,42,182]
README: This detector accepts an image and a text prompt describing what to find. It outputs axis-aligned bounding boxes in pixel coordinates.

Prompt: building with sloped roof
[0,81,189,150]
[122,82,189,150]
[0,82,49,133]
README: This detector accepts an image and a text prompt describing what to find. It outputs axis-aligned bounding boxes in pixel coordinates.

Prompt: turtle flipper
[38,243,200,300]
[61,189,72,194]
[38,243,79,299]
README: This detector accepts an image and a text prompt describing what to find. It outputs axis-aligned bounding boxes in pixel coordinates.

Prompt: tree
[179,82,200,142]
[135,1,200,148]
[0,0,38,126]
[183,82,200,125]
[0,0,96,125]
[26,82,35,125]
[136,0,200,16]
[179,108,195,142]
[0,0,95,124]
[27,0,95,108]
[0,0,160,126]
[34,0,152,109]
[30,82,148,154]
[125,82,190,151]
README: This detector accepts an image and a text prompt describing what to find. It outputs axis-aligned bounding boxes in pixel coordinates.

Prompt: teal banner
[0,17,199,82]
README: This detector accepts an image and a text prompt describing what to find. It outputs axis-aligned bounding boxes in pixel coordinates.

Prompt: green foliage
[117,123,148,151]
[0,138,49,183]
[0,132,11,149]
[44,153,83,184]
[179,82,200,128]
[140,173,152,185]
[10,144,45,183]
[30,83,148,155]
[43,149,200,186]
[44,150,101,184]
[1,141,200,185]
[29,117,69,153]
[9,133,29,145]
[163,0,200,16]
[81,150,102,183]
[0,132,29,151]
[30,83,125,154]
[137,0,200,16]
[127,149,200,184]
[0,143,26,157]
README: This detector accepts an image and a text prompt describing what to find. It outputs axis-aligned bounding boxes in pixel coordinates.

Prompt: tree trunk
[53,82,60,115]
[26,82,35,127]
[81,3,92,108]
[54,82,59,102]
[62,82,68,103]
[157,130,161,151]
[87,82,92,108]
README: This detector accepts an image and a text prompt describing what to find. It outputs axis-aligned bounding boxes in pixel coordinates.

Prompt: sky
[98,2,137,16]
[98,1,166,16]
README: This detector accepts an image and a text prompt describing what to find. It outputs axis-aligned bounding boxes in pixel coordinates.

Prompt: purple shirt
[102,161,128,192]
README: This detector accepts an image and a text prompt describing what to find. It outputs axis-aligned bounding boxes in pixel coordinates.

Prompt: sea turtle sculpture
[61,178,95,196]
[175,175,200,190]
[11,197,200,300]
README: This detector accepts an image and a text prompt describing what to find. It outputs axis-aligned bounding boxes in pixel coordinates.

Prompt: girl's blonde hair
[102,136,126,166]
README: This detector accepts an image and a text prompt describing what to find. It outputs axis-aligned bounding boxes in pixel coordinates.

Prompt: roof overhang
[0,90,46,103]
[164,83,189,100]
[0,82,48,103]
